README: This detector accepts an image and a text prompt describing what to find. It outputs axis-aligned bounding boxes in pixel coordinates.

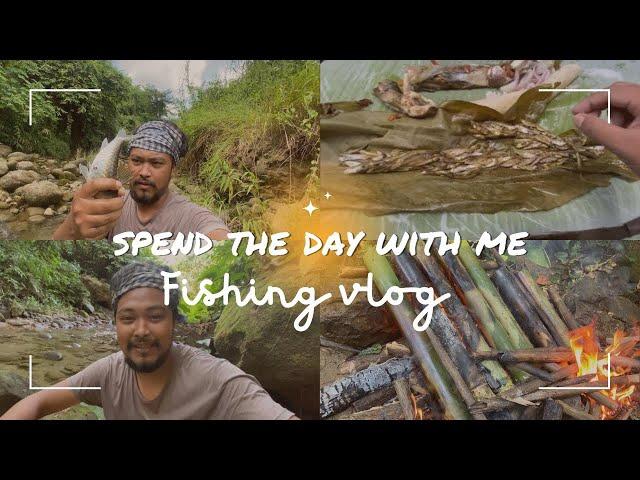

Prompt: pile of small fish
[339,120,607,178]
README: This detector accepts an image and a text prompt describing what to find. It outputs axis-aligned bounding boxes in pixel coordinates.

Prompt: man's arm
[0,380,80,420]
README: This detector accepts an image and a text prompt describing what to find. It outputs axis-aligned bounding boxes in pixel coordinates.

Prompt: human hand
[69,178,126,239]
[572,82,640,175]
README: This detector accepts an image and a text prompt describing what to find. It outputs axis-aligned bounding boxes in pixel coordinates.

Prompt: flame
[410,393,424,420]
[569,323,600,377]
[569,324,638,420]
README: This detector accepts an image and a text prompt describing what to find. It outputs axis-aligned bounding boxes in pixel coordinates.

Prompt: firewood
[384,341,411,358]
[320,357,415,418]
[542,398,563,420]
[547,285,580,330]
[473,347,575,363]
[557,400,599,420]
[394,379,416,420]
[335,402,404,420]
[610,356,640,371]
[352,386,397,412]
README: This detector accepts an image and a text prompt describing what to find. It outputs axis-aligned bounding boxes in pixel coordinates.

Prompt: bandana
[110,261,184,322]
[126,120,188,164]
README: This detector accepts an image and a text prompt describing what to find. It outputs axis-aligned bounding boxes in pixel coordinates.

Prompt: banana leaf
[320,60,640,236]
[321,102,637,215]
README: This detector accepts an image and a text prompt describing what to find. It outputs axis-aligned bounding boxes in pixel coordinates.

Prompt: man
[1,262,296,420]
[53,121,229,241]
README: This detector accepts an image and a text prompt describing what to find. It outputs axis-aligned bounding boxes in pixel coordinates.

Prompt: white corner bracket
[29,355,100,391]
[29,88,101,126]
[538,88,611,125]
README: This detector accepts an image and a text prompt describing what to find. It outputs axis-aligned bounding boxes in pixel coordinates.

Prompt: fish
[79,129,133,198]
[339,120,601,178]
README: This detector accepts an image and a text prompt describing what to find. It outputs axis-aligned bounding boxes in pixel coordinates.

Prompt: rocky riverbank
[0,143,84,239]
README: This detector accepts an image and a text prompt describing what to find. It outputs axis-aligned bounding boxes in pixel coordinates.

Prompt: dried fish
[338,119,607,178]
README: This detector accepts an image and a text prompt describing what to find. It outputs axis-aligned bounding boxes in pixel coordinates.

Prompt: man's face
[115,287,174,373]
[127,148,174,205]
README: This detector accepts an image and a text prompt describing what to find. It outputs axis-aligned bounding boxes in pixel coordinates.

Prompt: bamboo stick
[610,356,640,370]
[557,400,599,420]
[437,251,529,382]
[473,347,575,363]
[516,270,570,346]
[415,248,512,391]
[458,241,533,350]
[363,248,471,420]
[513,363,555,382]
[394,379,416,420]
[547,285,580,330]
[391,252,496,402]
[492,267,556,348]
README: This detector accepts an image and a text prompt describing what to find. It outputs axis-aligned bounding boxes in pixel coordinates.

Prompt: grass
[176,61,320,234]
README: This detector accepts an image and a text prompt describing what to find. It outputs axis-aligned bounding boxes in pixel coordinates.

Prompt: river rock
[16,161,36,171]
[7,159,17,171]
[15,181,63,207]
[0,212,14,222]
[0,144,11,157]
[7,152,33,162]
[62,192,74,202]
[0,159,8,176]
[0,372,29,416]
[82,300,95,314]
[26,206,45,217]
[605,296,640,324]
[28,215,45,224]
[51,168,64,179]
[7,318,32,327]
[43,351,63,361]
[0,170,39,192]
[81,275,111,307]
[63,162,79,173]
[43,207,55,217]
[58,205,69,214]
[213,262,319,419]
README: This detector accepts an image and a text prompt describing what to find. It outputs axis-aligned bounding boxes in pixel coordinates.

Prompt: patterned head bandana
[110,261,184,322]
[126,120,188,165]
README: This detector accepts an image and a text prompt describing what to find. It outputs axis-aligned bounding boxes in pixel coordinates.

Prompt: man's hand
[52,178,126,240]
[0,380,80,420]
[572,82,640,176]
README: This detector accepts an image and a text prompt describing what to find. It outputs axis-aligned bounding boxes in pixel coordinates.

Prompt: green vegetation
[0,60,170,159]
[0,241,141,315]
[176,60,320,234]
[175,240,259,323]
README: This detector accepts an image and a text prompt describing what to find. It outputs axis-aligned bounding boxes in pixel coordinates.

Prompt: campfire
[320,241,640,420]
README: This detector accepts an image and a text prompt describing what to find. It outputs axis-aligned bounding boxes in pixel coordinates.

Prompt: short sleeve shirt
[107,191,228,240]
[66,343,294,420]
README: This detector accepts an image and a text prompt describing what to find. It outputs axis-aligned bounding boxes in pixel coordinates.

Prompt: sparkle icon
[324,192,332,200]
[303,201,318,216]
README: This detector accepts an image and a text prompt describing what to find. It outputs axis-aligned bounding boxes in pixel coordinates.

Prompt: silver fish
[79,129,133,181]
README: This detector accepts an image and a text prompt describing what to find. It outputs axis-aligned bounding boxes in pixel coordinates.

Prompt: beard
[124,337,171,373]
[130,179,165,205]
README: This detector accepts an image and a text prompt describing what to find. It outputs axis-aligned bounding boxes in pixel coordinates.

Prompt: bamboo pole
[458,241,533,350]
[547,285,580,330]
[392,252,495,401]
[415,249,513,391]
[394,379,416,420]
[363,248,471,420]
[557,400,599,420]
[437,251,529,382]
[516,270,570,346]
[492,267,556,348]
[473,347,575,363]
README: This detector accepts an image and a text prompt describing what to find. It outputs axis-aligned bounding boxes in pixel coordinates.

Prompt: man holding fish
[53,121,229,241]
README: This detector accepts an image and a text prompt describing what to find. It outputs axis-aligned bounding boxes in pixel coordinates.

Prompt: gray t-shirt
[107,191,228,240]
[67,343,294,420]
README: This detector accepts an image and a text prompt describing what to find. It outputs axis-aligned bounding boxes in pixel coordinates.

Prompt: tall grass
[177,60,320,234]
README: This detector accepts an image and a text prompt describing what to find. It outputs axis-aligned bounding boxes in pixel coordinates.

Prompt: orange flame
[569,323,600,377]
[410,393,424,420]
[569,324,637,420]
